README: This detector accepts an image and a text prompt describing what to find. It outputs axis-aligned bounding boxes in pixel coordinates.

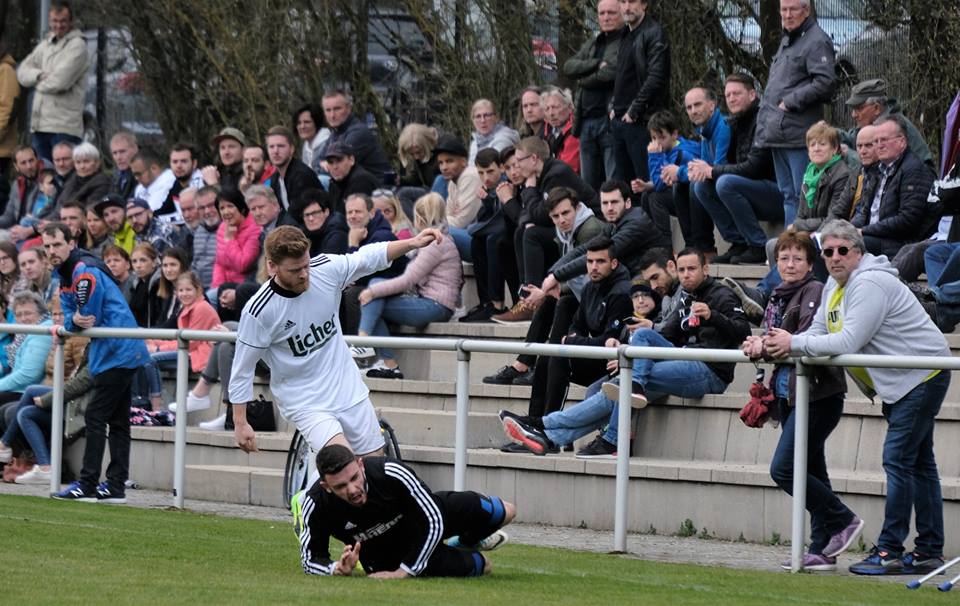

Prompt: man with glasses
[191,186,222,291]
[841,79,932,169]
[851,115,936,258]
[764,218,951,576]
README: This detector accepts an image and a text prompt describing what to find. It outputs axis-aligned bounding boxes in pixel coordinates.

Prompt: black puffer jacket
[711,100,776,182]
[520,158,597,227]
[659,276,751,384]
[564,265,633,348]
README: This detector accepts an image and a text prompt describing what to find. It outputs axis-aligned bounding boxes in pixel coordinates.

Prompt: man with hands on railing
[762,219,951,577]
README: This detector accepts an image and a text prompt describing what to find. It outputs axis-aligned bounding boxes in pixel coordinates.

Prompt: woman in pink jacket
[357,193,463,379]
[212,188,260,288]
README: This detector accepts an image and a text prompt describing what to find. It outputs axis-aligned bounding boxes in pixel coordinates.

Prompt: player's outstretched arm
[385,228,444,261]
[233,403,259,453]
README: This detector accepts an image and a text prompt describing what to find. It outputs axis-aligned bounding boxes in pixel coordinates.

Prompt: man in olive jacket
[562,0,623,190]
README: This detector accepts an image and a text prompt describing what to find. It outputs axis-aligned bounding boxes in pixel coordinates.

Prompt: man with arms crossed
[229,225,442,462]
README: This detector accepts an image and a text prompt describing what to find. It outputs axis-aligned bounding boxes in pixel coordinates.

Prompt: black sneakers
[575,435,617,459]
[499,410,556,455]
[366,367,404,379]
[484,365,524,385]
[459,302,501,323]
[732,246,767,264]
[713,243,748,264]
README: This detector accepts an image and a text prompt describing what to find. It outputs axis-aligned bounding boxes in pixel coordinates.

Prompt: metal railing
[4,322,959,573]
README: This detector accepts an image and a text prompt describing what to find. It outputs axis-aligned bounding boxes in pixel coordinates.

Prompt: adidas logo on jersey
[287,315,338,357]
[284,320,296,330]
[345,522,356,530]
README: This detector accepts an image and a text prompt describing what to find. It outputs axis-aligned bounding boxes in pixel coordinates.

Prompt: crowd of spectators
[0,0,958,573]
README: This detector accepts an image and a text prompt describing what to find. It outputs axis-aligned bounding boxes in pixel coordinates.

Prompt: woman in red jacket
[212,188,260,288]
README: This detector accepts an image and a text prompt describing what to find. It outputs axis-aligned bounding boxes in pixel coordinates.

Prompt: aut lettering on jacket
[287,315,338,357]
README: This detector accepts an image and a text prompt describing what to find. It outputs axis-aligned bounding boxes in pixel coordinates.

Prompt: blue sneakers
[849,546,905,575]
[902,552,946,575]
[52,481,97,502]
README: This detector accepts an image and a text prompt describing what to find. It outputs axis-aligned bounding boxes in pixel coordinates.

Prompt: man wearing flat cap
[843,78,932,168]
[325,141,379,215]
[202,127,247,192]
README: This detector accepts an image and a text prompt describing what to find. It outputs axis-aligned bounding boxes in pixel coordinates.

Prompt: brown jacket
[42,336,89,386]
[0,54,20,158]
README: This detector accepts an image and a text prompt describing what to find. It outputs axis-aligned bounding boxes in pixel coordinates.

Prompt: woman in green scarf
[791,121,852,233]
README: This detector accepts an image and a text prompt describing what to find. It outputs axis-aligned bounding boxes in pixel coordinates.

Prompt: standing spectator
[517,86,547,139]
[396,123,439,219]
[267,125,322,211]
[609,0,670,183]
[318,90,392,180]
[357,193,462,379]
[467,99,519,165]
[191,186,221,291]
[542,87,580,174]
[238,145,276,191]
[293,103,330,176]
[108,131,139,200]
[212,188,260,288]
[765,219,951,576]
[0,146,43,241]
[324,142,380,214]
[741,230,861,571]
[43,222,150,504]
[753,0,837,227]
[57,142,111,215]
[372,190,413,240]
[289,188,349,256]
[94,194,135,254]
[202,127,246,191]
[0,39,19,192]
[562,0,623,190]
[15,1,88,162]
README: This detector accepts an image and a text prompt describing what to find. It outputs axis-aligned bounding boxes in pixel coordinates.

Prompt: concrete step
[364,377,586,414]
[185,464,285,508]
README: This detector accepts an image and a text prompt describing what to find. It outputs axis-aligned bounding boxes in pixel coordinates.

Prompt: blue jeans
[579,116,617,191]
[769,393,854,555]
[693,176,783,247]
[924,242,960,304]
[449,227,472,263]
[543,389,615,447]
[32,132,82,163]
[131,352,176,405]
[611,118,651,182]
[877,371,950,557]
[771,148,808,226]
[16,386,54,465]
[359,279,453,360]
[1,385,52,457]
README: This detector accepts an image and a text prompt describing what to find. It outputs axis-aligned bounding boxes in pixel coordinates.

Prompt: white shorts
[296,398,385,456]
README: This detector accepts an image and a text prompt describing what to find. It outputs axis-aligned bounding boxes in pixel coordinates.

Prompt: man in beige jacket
[16,1,88,163]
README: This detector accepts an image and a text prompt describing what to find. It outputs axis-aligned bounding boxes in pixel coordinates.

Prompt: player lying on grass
[292,444,515,578]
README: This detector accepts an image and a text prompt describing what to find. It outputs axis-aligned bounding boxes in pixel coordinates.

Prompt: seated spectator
[433,134,482,262]
[102,244,136,303]
[516,86,547,139]
[132,145,202,223]
[372,189,413,240]
[238,144,276,191]
[172,186,199,251]
[916,242,960,332]
[212,188,260,288]
[56,141,111,217]
[318,90,393,181]
[0,241,27,309]
[842,79,932,169]
[542,86,580,174]
[324,141,380,214]
[396,123,439,219]
[852,115,937,258]
[19,247,59,305]
[740,230,861,571]
[355,193,463,379]
[202,127,246,191]
[468,99,520,164]
[293,103,330,176]
[153,247,190,328]
[500,248,749,458]
[84,204,111,257]
[58,200,87,248]
[0,292,52,413]
[51,141,74,195]
[139,272,222,412]
[93,193,136,254]
[790,121,852,234]
[127,198,176,253]
[0,145,43,242]
[688,75,779,265]
[492,146,526,300]
[636,248,684,332]
[191,186,221,291]
[267,125,322,211]
[109,131,139,200]
[15,168,58,233]
[247,184,295,242]
[128,242,161,327]
[463,150,510,320]
[289,188,348,256]
[0,297,87,483]
[637,110,702,251]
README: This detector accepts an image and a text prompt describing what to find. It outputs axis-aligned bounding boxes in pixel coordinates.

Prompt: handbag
[245,395,277,432]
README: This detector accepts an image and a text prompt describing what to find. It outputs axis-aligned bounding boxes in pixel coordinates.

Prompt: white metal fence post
[614,346,632,553]
[790,361,810,572]
[48,335,65,495]
[453,342,471,491]
[172,336,190,508]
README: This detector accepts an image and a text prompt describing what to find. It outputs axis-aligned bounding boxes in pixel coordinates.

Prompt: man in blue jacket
[41,222,149,504]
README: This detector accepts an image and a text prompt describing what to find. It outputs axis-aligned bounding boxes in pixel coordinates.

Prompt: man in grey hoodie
[764,219,951,576]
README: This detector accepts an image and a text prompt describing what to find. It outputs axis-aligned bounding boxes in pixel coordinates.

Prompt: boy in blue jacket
[41,222,149,504]
[635,110,702,251]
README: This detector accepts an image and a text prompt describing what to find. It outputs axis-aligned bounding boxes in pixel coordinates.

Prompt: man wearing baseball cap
[843,78,931,168]
[324,141,379,214]
[94,193,136,254]
[201,127,247,191]
[127,197,175,253]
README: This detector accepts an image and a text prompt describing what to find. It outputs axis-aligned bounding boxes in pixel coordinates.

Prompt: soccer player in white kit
[229,225,444,459]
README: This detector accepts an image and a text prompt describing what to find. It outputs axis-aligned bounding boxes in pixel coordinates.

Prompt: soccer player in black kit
[293,444,516,578]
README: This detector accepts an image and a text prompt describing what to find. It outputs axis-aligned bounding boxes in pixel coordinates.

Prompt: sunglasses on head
[821,246,852,258]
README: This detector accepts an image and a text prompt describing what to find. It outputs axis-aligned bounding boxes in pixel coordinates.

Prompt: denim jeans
[611,118,651,182]
[359,278,453,360]
[769,393,854,555]
[693,176,783,247]
[32,132,82,163]
[1,385,52,456]
[924,242,960,305]
[579,116,617,191]
[543,389,615,446]
[17,386,53,465]
[877,371,950,557]
[771,148,808,226]
[449,227,472,263]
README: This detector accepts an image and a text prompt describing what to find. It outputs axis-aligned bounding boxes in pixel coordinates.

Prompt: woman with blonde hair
[396,123,440,219]
[372,189,413,240]
[356,193,463,379]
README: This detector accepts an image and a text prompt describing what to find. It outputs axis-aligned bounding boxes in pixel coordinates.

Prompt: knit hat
[630,281,662,317]
[219,188,249,216]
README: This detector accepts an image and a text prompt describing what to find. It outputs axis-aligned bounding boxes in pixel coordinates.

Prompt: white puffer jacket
[16,28,88,137]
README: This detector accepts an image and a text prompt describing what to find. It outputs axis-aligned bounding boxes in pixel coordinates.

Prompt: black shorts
[422,543,486,577]
[435,490,507,546]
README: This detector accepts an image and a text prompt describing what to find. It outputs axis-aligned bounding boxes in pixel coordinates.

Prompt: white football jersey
[229,242,390,419]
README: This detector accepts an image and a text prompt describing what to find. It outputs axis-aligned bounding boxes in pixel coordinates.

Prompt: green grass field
[0,494,949,605]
